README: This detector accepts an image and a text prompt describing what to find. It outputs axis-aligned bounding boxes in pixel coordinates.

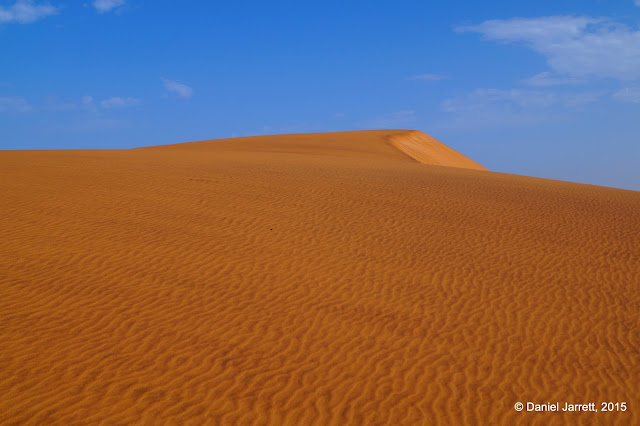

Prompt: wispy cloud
[612,86,640,103]
[45,95,140,112]
[636,0,640,7]
[440,88,601,129]
[443,89,600,113]
[78,95,99,114]
[0,96,32,112]
[0,0,58,24]
[44,97,76,111]
[359,110,416,129]
[162,78,193,99]
[457,16,640,81]
[523,72,586,87]
[406,73,449,81]
[93,0,125,13]
[100,96,140,108]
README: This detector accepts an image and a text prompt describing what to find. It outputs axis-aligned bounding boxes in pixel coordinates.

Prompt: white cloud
[44,95,140,112]
[100,96,140,108]
[0,0,57,24]
[523,72,586,87]
[612,86,640,103]
[44,100,76,111]
[457,16,640,81]
[44,95,88,111]
[439,88,602,129]
[162,78,193,99]
[457,16,596,42]
[443,88,600,112]
[79,95,99,113]
[0,96,31,112]
[93,0,125,13]
[406,74,449,81]
[636,0,640,7]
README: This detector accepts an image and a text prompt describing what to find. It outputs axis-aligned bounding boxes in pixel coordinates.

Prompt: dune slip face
[1,130,639,425]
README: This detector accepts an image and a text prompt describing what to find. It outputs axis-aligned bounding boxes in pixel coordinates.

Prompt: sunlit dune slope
[387,130,487,170]
[142,129,487,170]
[1,130,638,425]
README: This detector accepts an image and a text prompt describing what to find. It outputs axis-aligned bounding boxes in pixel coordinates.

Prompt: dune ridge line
[139,129,486,170]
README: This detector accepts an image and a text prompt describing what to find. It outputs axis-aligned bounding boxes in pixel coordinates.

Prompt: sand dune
[1,130,638,424]
[141,129,485,170]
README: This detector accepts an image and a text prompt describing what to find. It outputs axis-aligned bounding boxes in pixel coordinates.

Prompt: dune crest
[141,129,485,170]
[387,130,487,170]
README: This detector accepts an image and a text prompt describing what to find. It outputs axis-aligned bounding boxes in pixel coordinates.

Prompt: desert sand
[1,130,638,424]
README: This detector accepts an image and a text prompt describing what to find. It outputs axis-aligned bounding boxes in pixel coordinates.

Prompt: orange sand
[1,130,638,424]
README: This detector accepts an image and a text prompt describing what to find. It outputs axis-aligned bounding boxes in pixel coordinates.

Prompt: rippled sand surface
[1,130,638,424]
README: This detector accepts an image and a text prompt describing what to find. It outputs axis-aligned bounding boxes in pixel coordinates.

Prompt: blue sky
[1,0,639,190]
